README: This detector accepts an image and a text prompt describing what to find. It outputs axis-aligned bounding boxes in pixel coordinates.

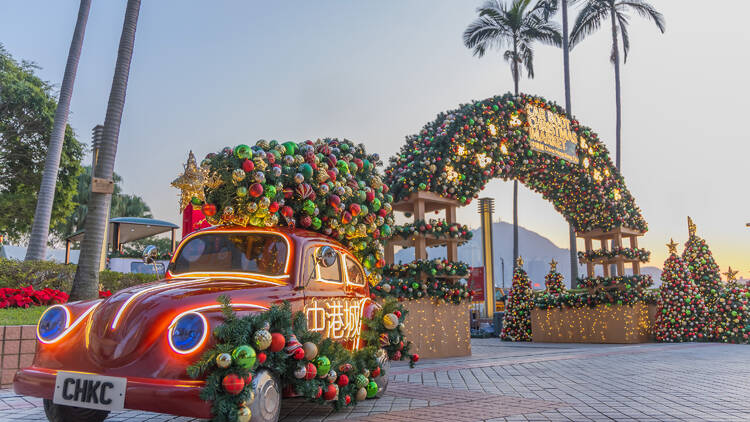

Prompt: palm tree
[25,0,91,261]
[70,0,141,301]
[463,0,562,269]
[570,0,665,170]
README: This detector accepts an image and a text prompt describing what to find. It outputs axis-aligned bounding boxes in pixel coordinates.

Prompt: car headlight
[37,305,70,343]
[168,312,207,354]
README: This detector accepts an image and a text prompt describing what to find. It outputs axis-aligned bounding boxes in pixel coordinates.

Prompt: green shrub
[0,258,155,293]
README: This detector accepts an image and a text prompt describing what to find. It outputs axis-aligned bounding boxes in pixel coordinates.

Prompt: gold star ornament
[516,256,524,268]
[171,151,209,211]
[724,267,739,282]
[549,259,558,271]
[687,216,696,237]
[666,238,679,254]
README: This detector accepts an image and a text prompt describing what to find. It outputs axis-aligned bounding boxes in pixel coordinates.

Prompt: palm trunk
[70,0,141,301]
[611,7,622,171]
[25,0,91,261]
[561,0,578,286]
[512,40,519,271]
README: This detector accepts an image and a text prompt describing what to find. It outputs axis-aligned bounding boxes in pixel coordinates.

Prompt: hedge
[0,258,155,293]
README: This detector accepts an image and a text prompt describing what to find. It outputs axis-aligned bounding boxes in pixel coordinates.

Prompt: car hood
[86,276,283,367]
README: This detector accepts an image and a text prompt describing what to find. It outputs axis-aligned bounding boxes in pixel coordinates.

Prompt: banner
[525,104,579,163]
[469,267,485,302]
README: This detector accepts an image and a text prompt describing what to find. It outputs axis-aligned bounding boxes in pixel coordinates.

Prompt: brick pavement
[2,339,749,421]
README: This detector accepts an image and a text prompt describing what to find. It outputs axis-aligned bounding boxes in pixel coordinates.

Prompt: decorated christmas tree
[715,267,750,344]
[544,259,566,295]
[654,239,707,342]
[681,217,722,338]
[501,257,533,342]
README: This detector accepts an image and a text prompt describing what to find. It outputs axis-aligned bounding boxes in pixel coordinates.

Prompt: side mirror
[142,245,158,264]
[316,246,337,268]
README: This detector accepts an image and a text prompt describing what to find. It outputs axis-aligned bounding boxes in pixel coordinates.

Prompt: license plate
[53,371,126,411]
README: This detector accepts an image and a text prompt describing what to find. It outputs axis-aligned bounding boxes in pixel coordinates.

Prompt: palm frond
[463,16,509,58]
[569,0,611,47]
[617,0,666,33]
[522,21,562,47]
[520,44,535,78]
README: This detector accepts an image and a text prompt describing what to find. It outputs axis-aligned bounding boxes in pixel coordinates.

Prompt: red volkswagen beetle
[14,226,383,422]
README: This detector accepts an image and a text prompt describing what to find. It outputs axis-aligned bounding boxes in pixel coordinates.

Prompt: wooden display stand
[577,227,645,277]
[531,303,656,343]
[384,191,471,358]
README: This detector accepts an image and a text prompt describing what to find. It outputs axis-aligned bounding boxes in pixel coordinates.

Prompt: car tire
[374,355,390,398]
[43,399,109,422]
[250,369,281,422]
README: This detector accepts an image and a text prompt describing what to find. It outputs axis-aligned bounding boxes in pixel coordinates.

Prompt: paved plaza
[2,339,749,421]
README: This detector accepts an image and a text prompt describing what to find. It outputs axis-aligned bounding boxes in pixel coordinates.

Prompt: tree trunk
[70,0,141,301]
[25,0,91,261]
[561,0,578,286]
[611,7,622,171]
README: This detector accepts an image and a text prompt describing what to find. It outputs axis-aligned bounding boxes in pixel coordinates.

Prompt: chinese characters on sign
[525,104,579,163]
[305,298,367,348]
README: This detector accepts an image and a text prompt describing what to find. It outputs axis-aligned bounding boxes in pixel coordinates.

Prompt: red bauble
[328,195,341,210]
[269,333,285,352]
[366,191,375,202]
[412,354,420,362]
[305,362,317,380]
[249,183,264,198]
[269,202,280,213]
[349,203,361,216]
[242,159,254,172]
[300,215,312,228]
[222,374,245,395]
[370,367,380,378]
[336,374,349,387]
[280,206,294,218]
[244,373,253,386]
[315,387,323,398]
[293,348,305,360]
[341,211,352,224]
[202,203,217,217]
[323,384,338,401]
[393,351,401,361]
[345,395,351,404]
[394,311,401,318]
[257,352,267,364]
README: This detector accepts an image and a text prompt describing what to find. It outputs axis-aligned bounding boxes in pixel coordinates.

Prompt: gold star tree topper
[724,267,739,282]
[516,256,524,268]
[171,151,213,211]
[687,216,696,237]
[549,259,557,271]
[666,238,679,254]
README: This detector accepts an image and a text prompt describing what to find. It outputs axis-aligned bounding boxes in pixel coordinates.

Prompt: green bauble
[315,356,331,376]
[282,141,298,155]
[355,374,369,388]
[299,163,314,181]
[265,185,277,198]
[311,217,322,230]
[234,144,252,159]
[366,381,378,398]
[371,198,381,212]
[302,199,316,215]
[232,345,257,369]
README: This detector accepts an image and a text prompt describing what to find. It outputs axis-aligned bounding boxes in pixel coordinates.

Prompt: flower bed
[0,286,113,309]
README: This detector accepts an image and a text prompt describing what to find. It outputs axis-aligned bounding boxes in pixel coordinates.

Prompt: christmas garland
[534,288,658,310]
[382,259,469,279]
[384,93,647,233]
[577,247,650,263]
[182,138,394,271]
[577,275,654,290]
[371,277,472,304]
[391,219,473,243]
[187,297,417,422]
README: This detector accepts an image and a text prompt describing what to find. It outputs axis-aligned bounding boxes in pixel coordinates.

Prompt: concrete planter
[1,325,36,388]
[531,303,657,344]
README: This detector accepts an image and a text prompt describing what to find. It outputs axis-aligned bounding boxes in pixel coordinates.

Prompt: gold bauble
[383,313,399,330]
[356,387,367,401]
[303,342,318,360]
[237,406,251,422]
[216,353,232,368]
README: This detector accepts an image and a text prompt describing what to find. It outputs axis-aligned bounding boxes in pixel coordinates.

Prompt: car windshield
[172,232,287,276]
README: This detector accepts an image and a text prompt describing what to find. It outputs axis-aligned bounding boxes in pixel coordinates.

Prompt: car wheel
[250,369,281,422]
[43,399,109,422]
[374,354,390,398]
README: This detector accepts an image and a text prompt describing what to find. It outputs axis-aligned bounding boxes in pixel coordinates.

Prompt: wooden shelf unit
[576,227,646,277]
[385,191,461,264]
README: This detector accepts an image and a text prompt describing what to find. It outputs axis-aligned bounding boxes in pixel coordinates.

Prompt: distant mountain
[393,221,662,289]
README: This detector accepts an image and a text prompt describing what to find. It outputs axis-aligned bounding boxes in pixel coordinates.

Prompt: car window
[173,232,287,275]
[345,256,365,286]
[317,249,342,283]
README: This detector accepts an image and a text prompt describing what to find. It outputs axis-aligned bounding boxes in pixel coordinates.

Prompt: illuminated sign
[305,298,367,348]
[525,104,579,163]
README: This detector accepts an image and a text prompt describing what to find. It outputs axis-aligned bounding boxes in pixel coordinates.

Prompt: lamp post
[477,198,496,317]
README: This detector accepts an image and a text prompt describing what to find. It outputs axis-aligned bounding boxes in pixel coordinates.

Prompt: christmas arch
[384,92,646,234]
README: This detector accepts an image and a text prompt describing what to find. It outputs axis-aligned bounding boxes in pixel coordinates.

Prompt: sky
[1,1,748,278]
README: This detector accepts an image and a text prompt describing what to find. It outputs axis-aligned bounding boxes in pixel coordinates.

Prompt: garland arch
[384,93,647,233]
